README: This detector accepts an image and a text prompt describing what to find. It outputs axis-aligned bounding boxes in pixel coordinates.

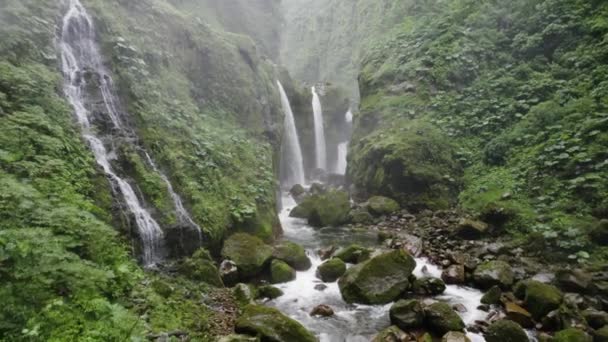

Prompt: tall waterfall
[311,86,327,170]
[334,110,353,175]
[60,0,164,266]
[277,81,306,188]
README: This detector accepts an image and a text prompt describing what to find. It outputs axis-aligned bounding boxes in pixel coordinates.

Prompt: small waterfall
[345,109,353,123]
[277,81,306,188]
[60,0,164,266]
[311,86,327,170]
[334,110,353,175]
[144,153,203,245]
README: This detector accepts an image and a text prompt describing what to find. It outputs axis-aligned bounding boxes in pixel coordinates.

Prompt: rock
[389,299,424,330]
[257,285,283,300]
[554,328,592,342]
[314,284,327,291]
[310,182,326,195]
[413,277,447,295]
[481,286,502,305]
[372,326,410,342]
[233,283,254,306]
[590,219,608,246]
[349,208,374,224]
[273,241,312,271]
[151,279,173,298]
[310,304,334,317]
[334,244,372,264]
[442,265,466,284]
[442,331,471,342]
[399,233,424,257]
[452,304,467,313]
[473,260,514,289]
[317,246,337,260]
[220,259,239,286]
[455,218,489,239]
[367,196,400,216]
[339,250,416,304]
[505,302,534,328]
[178,248,224,287]
[484,320,529,342]
[292,190,350,227]
[221,233,273,279]
[582,309,608,329]
[217,334,258,342]
[424,302,465,335]
[594,326,608,342]
[235,304,316,342]
[522,280,564,320]
[270,260,296,284]
[289,184,305,197]
[316,258,346,282]
[556,269,593,293]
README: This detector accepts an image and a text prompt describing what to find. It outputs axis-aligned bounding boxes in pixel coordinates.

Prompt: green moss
[335,244,372,264]
[270,260,296,284]
[316,258,347,282]
[178,249,224,287]
[273,241,312,271]
[291,190,351,227]
[235,305,317,342]
[367,196,401,216]
[221,233,273,279]
[554,328,592,342]
[484,320,529,342]
[424,302,465,335]
[523,281,563,320]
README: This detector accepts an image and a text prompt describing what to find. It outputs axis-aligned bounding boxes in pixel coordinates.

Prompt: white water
[277,81,306,187]
[312,86,327,171]
[61,0,164,266]
[345,109,353,124]
[271,195,487,341]
[335,142,348,175]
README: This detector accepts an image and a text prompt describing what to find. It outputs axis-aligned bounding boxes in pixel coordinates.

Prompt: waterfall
[335,142,348,175]
[345,109,353,123]
[60,0,164,266]
[311,86,327,170]
[277,81,306,188]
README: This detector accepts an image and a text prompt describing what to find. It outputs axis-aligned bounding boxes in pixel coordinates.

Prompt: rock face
[413,277,446,296]
[334,244,372,264]
[521,280,563,320]
[389,299,424,330]
[273,241,312,271]
[455,218,489,239]
[270,260,296,284]
[339,250,416,304]
[484,320,529,342]
[473,260,514,289]
[367,196,400,216]
[290,190,350,227]
[316,258,347,282]
[221,233,273,279]
[424,302,466,335]
[235,305,317,342]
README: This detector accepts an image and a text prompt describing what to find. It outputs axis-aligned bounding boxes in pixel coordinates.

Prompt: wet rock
[235,304,316,342]
[554,328,592,342]
[442,264,466,284]
[233,283,254,306]
[316,258,346,282]
[178,249,224,287]
[367,196,401,216]
[484,320,528,342]
[424,302,466,335]
[273,241,312,271]
[291,190,350,227]
[473,260,514,289]
[372,325,410,342]
[289,184,305,197]
[441,331,471,342]
[221,233,273,279]
[399,234,424,257]
[339,250,416,304]
[389,299,424,330]
[505,302,534,328]
[257,285,283,300]
[310,304,334,317]
[480,286,502,305]
[317,246,337,260]
[455,218,489,240]
[452,304,467,313]
[334,244,371,264]
[349,208,375,224]
[314,284,327,291]
[413,277,446,296]
[556,269,593,293]
[582,309,608,329]
[220,260,239,286]
[521,280,564,320]
[270,260,296,284]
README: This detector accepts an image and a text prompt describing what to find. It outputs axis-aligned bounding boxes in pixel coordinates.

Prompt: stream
[269,194,488,341]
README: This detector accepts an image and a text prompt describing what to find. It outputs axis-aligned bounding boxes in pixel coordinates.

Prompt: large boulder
[481,285,502,305]
[367,196,400,216]
[221,233,273,279]
[273,241,312,271]
[316,258,346,282]
[554,328,592,342]
[455,218,489,239]
[424,302,465,335]
[484,320,529,342]
[270,260,296,284]
[555,269,593,293]
[178,248,224,287]
[235,305,317,342]
[412,277,446,296]
[473,260,514,289]
[290,190,350,227]
[339,249,416,304]
[505,302,534,328]
[521,280,564,320]
[256,285,283,300]
[334,244,372,264]
[389,299,424,330]
[442,264,466,284]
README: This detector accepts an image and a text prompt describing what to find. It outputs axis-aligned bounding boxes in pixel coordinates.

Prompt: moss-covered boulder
[289,184,306,197]
[338,250,416,304]
[235,304,317,342]
[221,233,273,279]
[256,285,284,300]
[348,208,374,224]
[290,190,350,227]
[424,302,466,335]
[473,260,514,289]
[178,249,224,287]
[522,280,563,320]
[273,241,312,271]
[367,196,400,216]
[234,283,255,306]
[316,258,346,282]
[455,218,489,240]
[554,328,592,342]
[413,277,447,296]
[334,244,372,264]
[442,331,471,342]
[270,260,296,284]
[389,299,424,330]
[372,326,410,342]
[484,320,529,342]
[481,285,502,305]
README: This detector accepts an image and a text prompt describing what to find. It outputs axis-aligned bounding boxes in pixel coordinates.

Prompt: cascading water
[60,0,164,266]
[334,109,353,175]
[312,86,327,171]
[277,81,306,188]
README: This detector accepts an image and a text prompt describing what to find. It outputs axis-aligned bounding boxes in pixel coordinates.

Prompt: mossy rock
[256,285,284,300]
[273,241,311,271]
[412,277,446,296]
[484,320,529,342]
[348,208,374,224]
[339,249,416,304]
[270,260,296,284]
[481,285,502,305]
[442,331,471,342]
[554,328,592,342]
[235,304,317,342]
[178,248,224,287]
[372,325,409,342]
[221,233,273,279]
[424,302,466,335]
[316,258,346,282]
[367,196,400,216]
[334,244,372,264]
[290,200,315,218]
[389,299,424,330]
[289,184,306,197]
[234,283,255,306]
[473,260,514,289]
[594,326,608,342]
[290,190,350,227]
[522,280,563,320]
